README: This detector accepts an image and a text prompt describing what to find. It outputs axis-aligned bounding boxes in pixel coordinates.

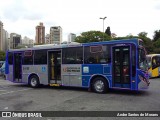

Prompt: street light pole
[100,16,107,41]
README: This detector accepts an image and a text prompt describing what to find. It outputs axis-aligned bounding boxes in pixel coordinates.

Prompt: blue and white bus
[5,38,149,93]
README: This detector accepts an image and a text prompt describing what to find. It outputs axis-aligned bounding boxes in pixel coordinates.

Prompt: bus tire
[29,75,40,88]
[91,77,109,93]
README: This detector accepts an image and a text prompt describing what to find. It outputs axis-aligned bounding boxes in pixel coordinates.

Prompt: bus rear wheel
[29,75,40,88]
[91,77,109,93]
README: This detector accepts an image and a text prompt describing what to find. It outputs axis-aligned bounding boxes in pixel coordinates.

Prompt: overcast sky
[0,0,160,41]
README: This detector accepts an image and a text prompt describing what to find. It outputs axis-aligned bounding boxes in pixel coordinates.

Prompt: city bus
[5,38,149,93]
[146,54,160,78]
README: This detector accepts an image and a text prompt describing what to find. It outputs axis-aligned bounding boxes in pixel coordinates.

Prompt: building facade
[50,26,62,44]
[10,33,22,49]
[3,29,9,51]
[68,33,76,42]
[35,22,45,44]
[22,36,34,48]
[45,34,50,44]
[0,21,3,51]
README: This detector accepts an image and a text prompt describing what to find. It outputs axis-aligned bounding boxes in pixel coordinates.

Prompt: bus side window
[152,57,157,69]
[100,59,106,63]
[23,51,33,65]
[157,57,160,66]
[88,57,96,63]
[62,47,83,64]
[84,45,111,64]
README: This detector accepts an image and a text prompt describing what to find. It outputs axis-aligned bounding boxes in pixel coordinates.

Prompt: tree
[75,31,112,43]
[105,26,111,37]
[150,30,160,53]
[138,32,148,37]
[0,51,6,61]
[14,45,28,49]
[138,32,153,54]
[114,34,138,40]
[152,38,160,53]
[34,43,45,45]
[111,33,117,38]
[153,30,160,41]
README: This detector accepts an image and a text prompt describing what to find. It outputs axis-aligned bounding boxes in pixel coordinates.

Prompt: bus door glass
[48,51,61,83]
[112,46,131,88]
[13,53,22,82]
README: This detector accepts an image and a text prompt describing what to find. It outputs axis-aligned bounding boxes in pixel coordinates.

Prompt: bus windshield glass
[139,48,148,71]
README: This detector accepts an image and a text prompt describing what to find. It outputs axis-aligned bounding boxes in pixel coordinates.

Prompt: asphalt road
[0,77,160,120]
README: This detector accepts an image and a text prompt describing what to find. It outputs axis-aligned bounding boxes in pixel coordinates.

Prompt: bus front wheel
[91,77,109,93]
[29,75,40,88]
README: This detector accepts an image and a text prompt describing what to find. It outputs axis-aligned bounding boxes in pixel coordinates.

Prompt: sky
[0,0,160,41]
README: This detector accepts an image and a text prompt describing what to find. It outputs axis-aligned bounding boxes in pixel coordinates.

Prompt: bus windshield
[139,48,148,71]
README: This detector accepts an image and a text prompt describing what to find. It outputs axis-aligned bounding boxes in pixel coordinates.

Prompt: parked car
[0,62,5,79]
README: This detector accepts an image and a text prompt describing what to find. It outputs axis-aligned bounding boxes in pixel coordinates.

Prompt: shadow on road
[149,76,160,80]
[108,89,150,96]
[9,83,150,96]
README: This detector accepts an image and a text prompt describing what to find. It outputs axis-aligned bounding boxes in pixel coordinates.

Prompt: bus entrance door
[48,51,61,85]
[112,46,131,89]
[13,53,22,82]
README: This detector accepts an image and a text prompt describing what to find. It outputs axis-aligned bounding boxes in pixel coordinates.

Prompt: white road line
[0,88,32,96]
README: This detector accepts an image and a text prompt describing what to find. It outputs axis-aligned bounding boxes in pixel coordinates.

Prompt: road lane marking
[0,88,32,96]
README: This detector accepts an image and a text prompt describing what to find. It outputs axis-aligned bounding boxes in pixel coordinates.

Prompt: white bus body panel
[22,65,48,85]
[61,64,82,86]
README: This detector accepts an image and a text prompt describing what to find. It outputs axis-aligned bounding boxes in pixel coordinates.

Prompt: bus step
[50,84,60,87]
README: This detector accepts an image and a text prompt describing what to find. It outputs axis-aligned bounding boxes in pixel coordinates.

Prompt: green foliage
[114,33,139,40]
[75,31,112,43]
[153,30,160,41]
[14,45,27,49]
[153,38,160,47]
[0,51,6,61]
[152,38,160,53]
[114,36,138,40]
[152,30,160,53]
[34,43,45,45]
[105,26,111,36]
[138,32,153,54]
[74,29,160,54]
[138,32,148,37]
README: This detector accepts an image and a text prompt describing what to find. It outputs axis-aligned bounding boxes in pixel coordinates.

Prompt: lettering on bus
[23,67,29,71]
[63,67,80,72]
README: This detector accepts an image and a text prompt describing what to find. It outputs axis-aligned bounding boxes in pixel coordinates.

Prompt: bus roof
[82,38,140,46]
[7,38,141,52]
